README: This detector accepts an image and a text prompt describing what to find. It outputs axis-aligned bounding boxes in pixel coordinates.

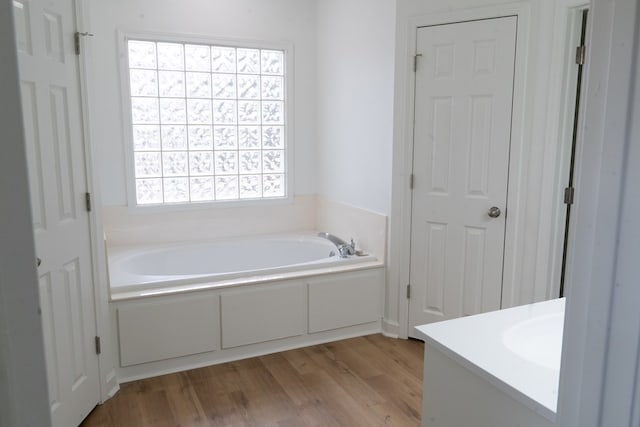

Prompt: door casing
[545,3,590,300]
[72,0,120,402]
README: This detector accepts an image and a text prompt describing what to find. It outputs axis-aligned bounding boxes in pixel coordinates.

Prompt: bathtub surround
[102,194,386,261]
[103,195,316,246]
[316,196,387,264]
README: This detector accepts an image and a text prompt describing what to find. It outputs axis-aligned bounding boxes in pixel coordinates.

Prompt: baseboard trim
[382,318,400,338]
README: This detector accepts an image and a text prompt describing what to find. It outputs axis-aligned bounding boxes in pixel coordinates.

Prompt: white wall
[315,0,396,215]
[385,0,571,336]
[0,3,51,425]
[88,0,317,206]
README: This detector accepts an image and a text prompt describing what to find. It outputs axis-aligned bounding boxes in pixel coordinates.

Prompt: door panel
[409,17,517,332]
[13,0,100,425]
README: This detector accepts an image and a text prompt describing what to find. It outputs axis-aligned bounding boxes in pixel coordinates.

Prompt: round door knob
[488,206,501,218]
[37,257,42,267]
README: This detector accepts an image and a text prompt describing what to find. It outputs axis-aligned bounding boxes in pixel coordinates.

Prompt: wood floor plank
[366,374,422,423]
[190,379,248,425]
[260,353,344,427]
[298,370,385,427]
[280,347,322,376]
[302,344,386,408]
[355,336,424,393]
[135,390,177,427]
[164,384,210,426]
[81,334,424,427]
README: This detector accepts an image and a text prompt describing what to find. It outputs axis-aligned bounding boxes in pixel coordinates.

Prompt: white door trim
[74,0,119,402]
[558,0,640,424]
[539,0,589,301]
[390,3,532,338]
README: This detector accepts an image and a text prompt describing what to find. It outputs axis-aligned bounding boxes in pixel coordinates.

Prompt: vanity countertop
[415,298,565,423]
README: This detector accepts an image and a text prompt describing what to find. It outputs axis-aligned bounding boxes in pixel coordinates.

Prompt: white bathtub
[108,234,377,296]
[108,233,384,381]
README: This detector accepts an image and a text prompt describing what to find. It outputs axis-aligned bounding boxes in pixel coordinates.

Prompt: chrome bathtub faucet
[318,232,356,258]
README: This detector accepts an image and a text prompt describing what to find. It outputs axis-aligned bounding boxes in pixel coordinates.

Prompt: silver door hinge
[74,32,80,55]
[85,192,92,212]
[95,336,101,355]
[409,174,415,190]
[74,31,94,55]
[576,45,586,65]
[406,284,411,299]
[564,187,575,205]
[413,53,422,72]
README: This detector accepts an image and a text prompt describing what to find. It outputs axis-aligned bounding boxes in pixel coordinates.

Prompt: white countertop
[415,298,565,423]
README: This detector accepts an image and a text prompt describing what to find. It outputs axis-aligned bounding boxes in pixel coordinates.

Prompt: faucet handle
[338,245,348,258]
[350,238,355,249]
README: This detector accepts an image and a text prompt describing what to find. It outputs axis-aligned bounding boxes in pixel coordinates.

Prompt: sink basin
[502,312,564,370]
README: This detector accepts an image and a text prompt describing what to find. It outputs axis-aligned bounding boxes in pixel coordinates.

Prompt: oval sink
[502,312,564,370]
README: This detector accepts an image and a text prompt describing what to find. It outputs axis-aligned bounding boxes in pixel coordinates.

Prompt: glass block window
[127,39,287,205]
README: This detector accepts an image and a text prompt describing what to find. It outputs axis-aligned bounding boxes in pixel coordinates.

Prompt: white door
[408,17,517,332]
[13,0,100,425]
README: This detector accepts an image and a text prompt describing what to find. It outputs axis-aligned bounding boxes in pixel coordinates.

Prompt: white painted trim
[391,3,532,338]
[381,318,400,338]
[599,36,640,421]
[540,0,589,301]
[557,0,640,425]
[115,29,295,211]
[490,4,530,310]
[74,0,120,403]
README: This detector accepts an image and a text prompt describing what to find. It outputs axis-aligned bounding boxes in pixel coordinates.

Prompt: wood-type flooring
[81,334,424,426]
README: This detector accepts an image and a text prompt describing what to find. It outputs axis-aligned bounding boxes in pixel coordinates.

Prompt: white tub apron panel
[221,282,306,348]
[110,266,384,381]
[308,269,383,333]
[117,294,219,367]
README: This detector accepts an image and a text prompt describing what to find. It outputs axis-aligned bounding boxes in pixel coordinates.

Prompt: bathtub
[108,233,377,296]
[108,233,384,381]
[415,298,564,427]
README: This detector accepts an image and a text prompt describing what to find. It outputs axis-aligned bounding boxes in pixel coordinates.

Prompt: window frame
[118,30,294,211]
